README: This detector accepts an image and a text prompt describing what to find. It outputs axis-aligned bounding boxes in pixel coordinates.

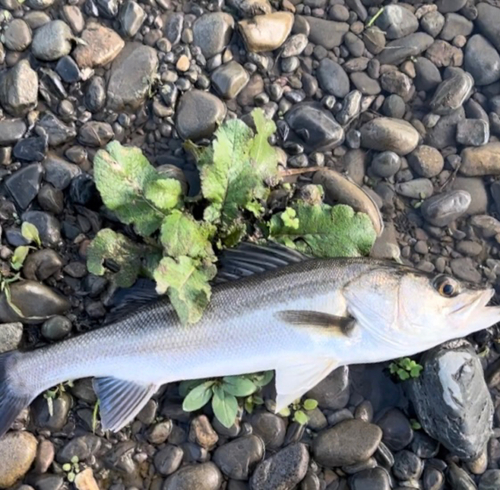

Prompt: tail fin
[0,352,31,438]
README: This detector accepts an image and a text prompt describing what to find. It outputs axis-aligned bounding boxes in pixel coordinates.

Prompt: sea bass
[0,244,499,437]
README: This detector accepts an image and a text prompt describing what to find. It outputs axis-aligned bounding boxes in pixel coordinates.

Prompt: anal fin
[93,377,159,432]
[274,358,338,412]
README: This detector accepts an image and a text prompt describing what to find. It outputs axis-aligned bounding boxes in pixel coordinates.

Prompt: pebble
[312,419,382,467]
[303,16,349,49]
[348,467,391,490]
[464,35,500,86]
[393,450,423,480]
[57,435,101,463]
[78,122,113,147]
[430,69,473,115]
[461,143,500,176]
[0,119,26,146]
[32,20,73,61]
[350,72,381,96]
[23,249,63,281]
[119,0,145,38]
[423,466,445,490]
[476,3,500,52]
[414,57,442,92]
[305,365,349,410]
[0,322,22,353]
[376,4,418,39]
[107,43,158,111]
[32,391,71,431]
[377,33,434,65]
[409,340,493,460]
[154,445,183,476]
[41,315,72,340]
[282,34,308,57]
[189,415,218,450]
[176,90,226,140]
[0,432,38,489]
[407,145,444,178]
[250,443,309,490]
[37,113,77,146]
[456,119,489,147]
[5,163,43,209]
[360,117,419,155]
[35,439,55,474]
[285,102,344,152]
[447,461,477,490]
[239,12,293,52]
[426,107,465,149]
[163,462,222,490]
[421,190,471,227]
[74,468,99,490]
[72,24,124,68]
[193,13,234,58]
[0,60,38,117]
[211,61,249,99]
[410,431,440,459]
[14,135,47,162]
[479,470,500,490]
[376,408,413,452]
[43,155,81,189]
[4,19,32,51]
[317,59,349,98]
[213,435,264,480]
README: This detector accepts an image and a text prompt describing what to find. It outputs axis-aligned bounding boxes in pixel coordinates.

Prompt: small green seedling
[92,399,100,434]
[279,398,318,426]
[181,371,274,428]
[62,455,80,483]
[389,357,423,381]
[10,223,42,271]
[21,222,42,247]
[410,419,422,430]
[43,381,74,417]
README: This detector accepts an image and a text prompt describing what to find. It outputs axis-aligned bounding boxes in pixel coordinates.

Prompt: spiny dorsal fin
[93,377,159,432]
[215,242,311,284]
[276,310,356,336]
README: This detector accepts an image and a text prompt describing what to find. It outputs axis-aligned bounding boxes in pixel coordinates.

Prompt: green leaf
[269,202,377,258]
[70,456,79,464]
[249,108,279,182]
[153,256,217,325]
[252,371,274,388]
[86,229,143,288]
[212,386,238,428]
[222,376,257,397]
[94,141,164,236]
[67,472,75,483]
[281,207,299,230]
[182,380,215,411]
[62,463,71,472]
[179,379,206,398]
[303,398,318,411]
[279,406,291,417]
[400,358,412,370]
[244,397,254,414]
[10,246,30,271]
[410,365,423,378]
[160,210,216,260]
[21,222,41,247]
[389,363,398,374]
[398,369,410,381]
[410,419,422,430]
[293,410,308,425]
[144,176,183,213]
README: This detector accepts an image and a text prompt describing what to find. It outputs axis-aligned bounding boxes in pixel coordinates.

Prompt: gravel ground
[2,0,500,488]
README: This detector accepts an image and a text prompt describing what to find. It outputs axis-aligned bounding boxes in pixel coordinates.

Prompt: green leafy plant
[389,358,423,381]
[43,381,74,417]
[279,398,318,425]
[181,371,274,428]
[62,455,80,483]
[410,418,422,430]
[10,222,42,271]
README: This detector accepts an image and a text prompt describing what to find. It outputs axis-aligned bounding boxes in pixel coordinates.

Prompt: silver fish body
[0,251,498,436]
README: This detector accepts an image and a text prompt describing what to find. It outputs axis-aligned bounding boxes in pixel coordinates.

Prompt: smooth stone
[22,210,61,247]
[85,76,106,113]
[211,61,249,99]
[414,57,442,92]
[448,461,478,490]
[337,90,362,125]
[376,4,418,39]
[0,60,38,117]
[250,412,285,450]
[163,462,222,490]
[302,16,349,49]
[425,107,465,149]
[363,26,386,55]
[0,432,38,489]
[239,12,293,52]
[421,11,445,38]
[78,122,113,147]
[189,415,218,449]
[250,443,309,490]
[282,33,308,57]
[0,322,22,353]
[377,33,434,65]
[479,470,500,490]
[313,419,382,467]
[464,35,500,86]
[38,185,64,215]
[74,468,99,490]
[72,24,124,68]
[461,143,500,176]
[213,435,264,480]
[348,467,391,490]
[423,466,445,490]
[407,145,444,178]
[421,190,471,226]
[5,163,43,209]
[408,340,493,460]
[193,13,234,58]
[376,408,413,452]
[119,0,145,37]
[32,20,73,61]
[360,117,419,155]
[305,365,349,409]
[317,59,350,98]
[41,315,72,340]
[456,119,489,147]
[285,102,344,152]
[4,19,32,51]
[56,435,101,463]
[0,119,26,145]
[350,72,381,95]
[393,450,423,480]
[13,136,47,162]
[436,0,467,13]
[441,13,473,41]
[470,215,500,238]
[26,0,54,8]
[430,69,473,115]
[153,445,183,477]
[55,55,81,83]
[396,178,433,199]
[32,391,71,431]
[37,113,76,146]
[426,39,463,68]
[371,151,401,178]
[175,90,226,141]
[379,70,412,100]
[23,249,63,281]
[410,431,440,458]
[476,3,500,52]
[228,0,271,17]
[43,155,81,189]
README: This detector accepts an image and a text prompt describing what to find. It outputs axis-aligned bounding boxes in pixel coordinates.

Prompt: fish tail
[0,351,32,437]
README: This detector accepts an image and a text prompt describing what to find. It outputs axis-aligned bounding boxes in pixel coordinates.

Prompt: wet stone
[360,117,419,155]
[211,61,249,99]
[479,470,500,490]
[317,59,350,98]
[0,432,38,489]
[32,20,73,61]
[213,435,264,480]
[376,408,413,452]
[376,4,418,39]
[73,24,124,68]
[85,76,106,113]
[430,69,473,115]
[250,443,309,490]
[392,450,423,480]
[5,163,43,209]
[0,119,26,145]
[163,462,222,490]
[448,461,477,490]
[38,183,62,213]
[41,315,72,340]
[193,13,234,59]
[0,60,38,117]
[250,412,286,450]
[424,466,445,490]
[55,56,81,83]
[0,322,22,353]
[119,0,145,38]
[4,19,32,51]
[154,445,183,476]
[348,467,391,490]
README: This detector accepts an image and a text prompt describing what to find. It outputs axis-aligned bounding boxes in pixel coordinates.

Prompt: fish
[0,243,499,437]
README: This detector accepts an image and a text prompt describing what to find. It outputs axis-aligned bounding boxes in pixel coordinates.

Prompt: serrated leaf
[86,229,143,287]
[293,410,308,425]
[269,203,377,258]
[153,256,217,325]
[250,108,279,181]
[222,376,257,397]
[303,399,318,411]
[93,141,164,236]
[21,222,41,247]
[182,381,215,411]
[160,210,216,260]
[144,176,183,213]
[212,385,238,428]
[11,246,29,271]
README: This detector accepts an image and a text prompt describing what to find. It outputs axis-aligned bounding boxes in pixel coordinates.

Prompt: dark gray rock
[306,366,349,409]
[13,136,47,162]
[56,435,101,463]
[396,178,434,199]
[175,90,226,141]
[32,392,71,431]
[464,35,500,86]
[250,443,308,490]
[163,462,222,490]
[375,4,418,39]
[250,412,285,450]
[317,59,350,98]
[86,76,106,113]
[426,107,465,149]
[32,20,73,61]
[0,60,38,117]
[22,210,61,247]
[165,12,183,44]
[447,461,477,490]
[479,470,500,490]
[302,16,349,49]
[22,249,63,281]
[348,468,391,490]
[337,90,362,125]
[0,119,26,146]
[213,435,264,480]
[193,13,234,59]
[5,163,43,209]
[392,450,423,480]
[38,185,64,215]
[380,70,412,100]
[430,69,473,115]
[440,13,473,41]
[285,102,344,152]
[211,62,249,99]
[371,151,400,178]
[408,340,493,460]
[456,119,489,147]
[421,190,471,227]
[414,57,442,92]
[377,33,433,65]
[0,323,22,354]
[154,445,183,476]
[376,408,413,452]
[41,315,72,340]
[436,0,466,13]
[350,72,381,95]
[119,0,145,37]
[37,113,76,146]
[78,122,113,147]
[423,466,445,490]
[95,0,119,19]
[476,3,500,52]
[43,155,81,190]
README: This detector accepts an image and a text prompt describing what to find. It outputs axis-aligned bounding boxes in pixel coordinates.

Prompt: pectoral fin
[277,310,355,336]
[274,358,338,412]
[93,377,159,432]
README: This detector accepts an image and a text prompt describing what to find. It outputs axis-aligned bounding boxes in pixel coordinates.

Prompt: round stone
[407,145,444,178]
[0,432,38,489]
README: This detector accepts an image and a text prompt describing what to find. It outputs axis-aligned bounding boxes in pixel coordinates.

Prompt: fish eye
[433,275,460,298]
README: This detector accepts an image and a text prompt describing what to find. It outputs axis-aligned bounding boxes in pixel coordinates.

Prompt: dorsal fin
[214,242,311,284]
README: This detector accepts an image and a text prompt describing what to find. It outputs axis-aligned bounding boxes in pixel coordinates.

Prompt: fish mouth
[451,288,495,318]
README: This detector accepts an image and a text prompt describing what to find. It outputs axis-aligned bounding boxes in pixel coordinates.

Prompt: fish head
[342,264,500,355]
